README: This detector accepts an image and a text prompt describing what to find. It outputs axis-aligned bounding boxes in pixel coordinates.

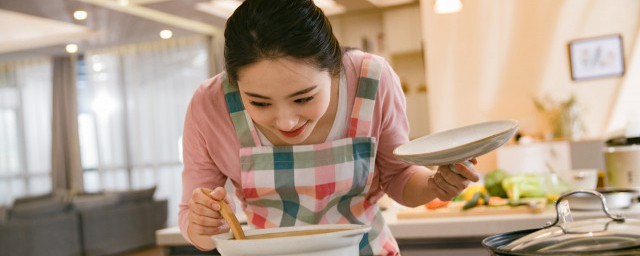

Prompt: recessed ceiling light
[66,44,79,54]
[73,10,88,20]
[159,30,173,39]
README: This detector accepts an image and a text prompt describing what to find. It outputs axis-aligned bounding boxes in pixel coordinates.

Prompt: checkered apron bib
[222,54,399,255]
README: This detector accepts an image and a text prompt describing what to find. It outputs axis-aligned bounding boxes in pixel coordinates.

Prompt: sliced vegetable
[481,192,491,205]
[462,192,482,210]
[488,196,509,206]
[425,198,450,210]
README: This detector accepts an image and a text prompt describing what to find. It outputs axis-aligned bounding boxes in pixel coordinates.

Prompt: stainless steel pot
[483,190,640,255]
[564,188,638,210]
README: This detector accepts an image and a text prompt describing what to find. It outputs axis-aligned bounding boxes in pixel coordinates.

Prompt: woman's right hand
[187,187,231,250]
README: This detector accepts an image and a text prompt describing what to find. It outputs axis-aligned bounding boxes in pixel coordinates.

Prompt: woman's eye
[250,102,271,107]
[294,97,314,104]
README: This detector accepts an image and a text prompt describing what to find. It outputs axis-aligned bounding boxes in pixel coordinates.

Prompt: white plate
[212,224,370,256]
[393,120,518,166]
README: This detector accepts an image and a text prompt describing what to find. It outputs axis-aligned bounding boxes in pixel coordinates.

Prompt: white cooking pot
[211,224,370,256]
[604,145,640,190]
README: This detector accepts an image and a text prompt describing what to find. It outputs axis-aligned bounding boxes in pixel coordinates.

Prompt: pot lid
[500,190,640,254]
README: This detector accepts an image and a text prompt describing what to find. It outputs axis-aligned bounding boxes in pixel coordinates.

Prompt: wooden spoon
[201,188,246,240]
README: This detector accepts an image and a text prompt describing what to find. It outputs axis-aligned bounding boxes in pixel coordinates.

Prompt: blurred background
[1,0,639,255]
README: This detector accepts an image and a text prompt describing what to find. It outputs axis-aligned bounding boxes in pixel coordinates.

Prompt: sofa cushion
[12,193,54,206]
[9,199,69,219]
[72,193,120,211]
[116,186,156,204]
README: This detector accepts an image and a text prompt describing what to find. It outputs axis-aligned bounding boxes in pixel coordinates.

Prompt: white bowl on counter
[211,224,370,256]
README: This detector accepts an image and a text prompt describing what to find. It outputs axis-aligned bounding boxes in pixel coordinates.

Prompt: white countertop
[156,204,640,246]
[384,204,640,239]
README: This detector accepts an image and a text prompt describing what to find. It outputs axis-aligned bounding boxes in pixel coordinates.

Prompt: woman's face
[236,57,332,145]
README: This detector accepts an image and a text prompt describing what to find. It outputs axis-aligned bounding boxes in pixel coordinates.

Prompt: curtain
[79,35,210,225]
[51,56,83,192]
[0,58,52,205]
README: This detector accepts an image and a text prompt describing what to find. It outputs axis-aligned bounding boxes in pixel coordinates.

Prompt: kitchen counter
[385,203,640,240]
[156,204,640,255]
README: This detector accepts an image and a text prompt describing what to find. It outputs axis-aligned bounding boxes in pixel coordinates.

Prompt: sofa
[0,196,82,256]
[0,187,167,256]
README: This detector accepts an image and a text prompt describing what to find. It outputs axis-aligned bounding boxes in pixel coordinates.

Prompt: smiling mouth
[279,123,307,138]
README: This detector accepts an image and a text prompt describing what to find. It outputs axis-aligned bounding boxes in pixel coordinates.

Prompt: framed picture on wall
[568,34,625,81]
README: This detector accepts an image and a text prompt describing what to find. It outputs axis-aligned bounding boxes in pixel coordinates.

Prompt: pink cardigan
[179,50,420,243]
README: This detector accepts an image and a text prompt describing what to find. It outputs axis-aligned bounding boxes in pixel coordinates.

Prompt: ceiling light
[195,0,242,19]
[65,44,79,54]
[313,0,346,16]
[159,29,173,39]
[434,0,462,14]
[73,10,88,20]
[118,0,129,6]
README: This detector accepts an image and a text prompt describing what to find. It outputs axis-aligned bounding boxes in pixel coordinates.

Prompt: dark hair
[224,0,342,83]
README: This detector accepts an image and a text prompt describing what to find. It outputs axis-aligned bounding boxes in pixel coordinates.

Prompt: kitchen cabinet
[496,140,605,174]
[391,52,430,138]
[497,141,572,174]
[383,5,423,55]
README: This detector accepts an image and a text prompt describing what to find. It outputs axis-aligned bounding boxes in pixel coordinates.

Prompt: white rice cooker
[604,136,640,190]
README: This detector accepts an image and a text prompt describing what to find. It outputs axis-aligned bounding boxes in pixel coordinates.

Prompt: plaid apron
[222,54,399,255]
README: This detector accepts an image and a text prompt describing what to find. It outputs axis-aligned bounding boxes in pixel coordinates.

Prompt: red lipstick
[280,123,307,138]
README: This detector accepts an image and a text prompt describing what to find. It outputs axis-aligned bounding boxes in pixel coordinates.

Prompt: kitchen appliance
[482,190,640,255]
[211,224,369,256]
[604,136,640,191]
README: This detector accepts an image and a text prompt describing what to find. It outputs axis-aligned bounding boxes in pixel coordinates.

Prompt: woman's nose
[274,109,298,131]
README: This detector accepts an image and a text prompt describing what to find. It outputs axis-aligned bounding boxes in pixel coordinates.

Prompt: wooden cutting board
[396,203,547,219]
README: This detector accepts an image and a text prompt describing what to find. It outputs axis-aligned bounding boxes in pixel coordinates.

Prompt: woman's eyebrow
[287,85,317,98]
[244,92,270,99]
[244,85,317,99]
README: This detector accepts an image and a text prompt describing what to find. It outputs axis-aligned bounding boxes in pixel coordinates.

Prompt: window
[77,36,209,225]
[0,59,53,205]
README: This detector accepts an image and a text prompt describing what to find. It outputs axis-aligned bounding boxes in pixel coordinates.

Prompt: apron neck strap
[348,53,383,138]
[222,73,261,147]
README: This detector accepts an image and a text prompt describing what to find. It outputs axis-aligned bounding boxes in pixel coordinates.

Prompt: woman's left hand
[428,158,479,201]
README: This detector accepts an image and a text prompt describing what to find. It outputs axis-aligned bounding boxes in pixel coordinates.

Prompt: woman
[179,0,479,255]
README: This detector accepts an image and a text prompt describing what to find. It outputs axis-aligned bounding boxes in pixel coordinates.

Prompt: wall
[420,0,640,171]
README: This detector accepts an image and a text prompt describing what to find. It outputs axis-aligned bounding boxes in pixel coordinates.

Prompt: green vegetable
[481,192,490,206]
[484,169,509,198]
[462,192,482,210]
[501,174,546,201]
